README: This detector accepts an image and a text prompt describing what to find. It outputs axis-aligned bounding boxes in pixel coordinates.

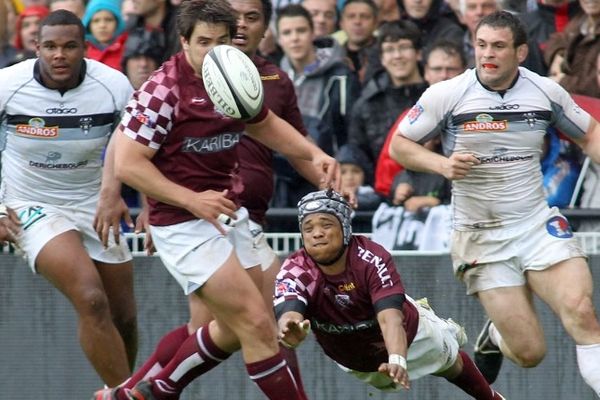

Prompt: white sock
[488,322,503,348]
[576,343,600,397]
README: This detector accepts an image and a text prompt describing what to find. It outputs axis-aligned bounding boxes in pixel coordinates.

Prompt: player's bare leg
[477,285,547,367]
[133,252,301,399]
[528,257,600,395]
[36,230,130,386]
[96,260,138,370]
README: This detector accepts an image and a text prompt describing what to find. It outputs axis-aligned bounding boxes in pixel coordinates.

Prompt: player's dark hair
[377,20,421,53]
[38,10,85,43]
[476,10,527,48]
[341,0,378,18]
[177,0,237,41]
[276,4,313,33]
[260,0,273,27]
[425,39,467,68]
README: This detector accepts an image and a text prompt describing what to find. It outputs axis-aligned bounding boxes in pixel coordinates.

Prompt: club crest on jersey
[546,216,573,238]
[406,103,424,124]
[464,114,508,132]
[275,279,297,297]
[79,116,93,134]
[334,294,352,309]
[15,117,59,138]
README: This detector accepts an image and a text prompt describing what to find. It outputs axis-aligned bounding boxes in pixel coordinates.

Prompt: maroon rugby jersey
[238,56,307,225]
[274,236,419,372]
[119,52,268,226]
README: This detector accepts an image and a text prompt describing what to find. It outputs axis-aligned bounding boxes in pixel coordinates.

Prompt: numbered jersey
[398,67,590,230]
[0,58,133,205]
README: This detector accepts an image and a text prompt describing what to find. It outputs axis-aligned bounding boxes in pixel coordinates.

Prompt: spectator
[275,189,507,400]
[396,0,464,55]
[120,28,162,89]
[377,0,401,21]
[0,10,137,386]
[335,144,383,210]
[458,0,501,67]
[374,38,466,199]
[337,0,380,82]
[49,0,86,18]
[348,20,427,166]
[390,137,451,211]
[275,3,360,206]
[0,0,18,67]
[82,0,127,71]
[125,0,179,64]
[10,4,49,64]
[519,0,580,75]
[544,0,600,98]
[424,38,467,83]
[302,0,338,37]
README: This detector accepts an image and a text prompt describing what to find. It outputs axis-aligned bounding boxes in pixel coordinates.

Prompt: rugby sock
[122,324,190,390]
[246,351,302,400]
[279,346,309,400]
[576,343,600,396]
[446,351,498,400]
[488,322,503,349]
[150,325,231,398]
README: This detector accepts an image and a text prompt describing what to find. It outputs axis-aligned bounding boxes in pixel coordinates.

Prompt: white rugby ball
[202,45,264,120]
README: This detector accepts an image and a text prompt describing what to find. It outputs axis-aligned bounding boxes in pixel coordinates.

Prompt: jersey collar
[476,69,520,98]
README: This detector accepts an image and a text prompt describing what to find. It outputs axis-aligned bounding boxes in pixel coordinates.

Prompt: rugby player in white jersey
[0,10,137,386]
[390,10,600,395]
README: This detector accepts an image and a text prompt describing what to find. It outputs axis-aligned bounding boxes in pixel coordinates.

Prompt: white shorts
[150,207,261,295]
[9,199,132,273]
[337,297,464,391]
[451,207,586,295]
[248,219,277,271]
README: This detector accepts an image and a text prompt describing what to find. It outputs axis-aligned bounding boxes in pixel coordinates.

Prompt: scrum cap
[298,189,353,245]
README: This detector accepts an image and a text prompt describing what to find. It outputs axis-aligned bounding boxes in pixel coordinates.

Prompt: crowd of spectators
[1,0,599,232]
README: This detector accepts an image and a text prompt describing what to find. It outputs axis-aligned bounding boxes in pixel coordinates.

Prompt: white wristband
[388,354,407,369]
[0,204,8,218]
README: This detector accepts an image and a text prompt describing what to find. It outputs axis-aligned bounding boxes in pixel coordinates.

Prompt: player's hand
[393,183,413,206]
[378,362,410,390]
[278,318,310,349]
[94,193,133,248]
[0,205,22,247]
[186,190,237,235]
[314,154,340,192]
[134,205,155,255]
[442,153,480,180]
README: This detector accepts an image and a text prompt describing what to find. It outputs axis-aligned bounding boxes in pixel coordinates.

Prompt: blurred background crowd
[2,0,599,233]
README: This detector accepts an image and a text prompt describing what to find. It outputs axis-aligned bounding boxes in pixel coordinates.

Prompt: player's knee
[76,288,112,320]
[242,312,277,343]
[562,294,597,329]
[513,344,546,368]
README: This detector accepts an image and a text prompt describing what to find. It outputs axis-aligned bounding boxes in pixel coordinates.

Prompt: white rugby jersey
[0,58,133,205]
[398,67,590,230]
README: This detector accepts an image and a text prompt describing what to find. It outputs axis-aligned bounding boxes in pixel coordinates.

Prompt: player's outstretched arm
[277,311,310,349]
[246,111,340,189]
[389,134,479,180]
[376,308,410,390]
[579,119,600,164]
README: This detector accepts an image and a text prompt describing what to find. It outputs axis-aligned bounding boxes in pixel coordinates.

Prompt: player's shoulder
[517,66,566,96]
[85,58,129,84]
[349,235,392,261]
[253,55,291,84]
[427,68,476,95]
[0,58,36,86]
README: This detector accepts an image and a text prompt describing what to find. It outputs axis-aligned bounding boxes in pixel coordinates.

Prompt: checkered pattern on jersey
[120,66,179,149]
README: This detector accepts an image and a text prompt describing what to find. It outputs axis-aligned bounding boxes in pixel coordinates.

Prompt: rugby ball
[202,45,264,120]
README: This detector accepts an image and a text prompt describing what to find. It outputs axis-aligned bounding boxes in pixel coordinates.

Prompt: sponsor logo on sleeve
[131,109,156,129]
[463,114,508,132]
[357,245,393,288]
[15,117,59,138]
[275,279,297,297]
[406,103,424,124]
